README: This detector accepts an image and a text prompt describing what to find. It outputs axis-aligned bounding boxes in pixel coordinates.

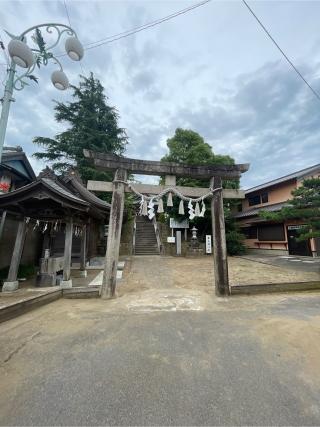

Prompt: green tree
[161,128,236,187]
[160,128,246,254]
[33,73,128,183]
[260,178,320,240]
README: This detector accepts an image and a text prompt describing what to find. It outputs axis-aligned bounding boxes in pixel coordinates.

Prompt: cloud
[166,60,320,188]
[1,0,320,191]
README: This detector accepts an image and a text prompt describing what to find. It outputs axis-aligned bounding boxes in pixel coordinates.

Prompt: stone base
[60,279,73,289]
[187,248,204,257]
[79,270,87,278]
[2,281,19,292]
[36,273,56,287]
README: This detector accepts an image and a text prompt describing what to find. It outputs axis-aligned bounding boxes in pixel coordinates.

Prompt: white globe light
[8,39,34,68]
[51,70,69,90]
[65,37,84,61]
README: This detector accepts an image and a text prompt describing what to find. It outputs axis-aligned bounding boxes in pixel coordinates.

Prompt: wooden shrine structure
[84,150,249,298]
[0,168,109,291]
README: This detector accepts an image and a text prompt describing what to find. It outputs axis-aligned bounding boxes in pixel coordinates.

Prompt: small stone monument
[188,226,204,256]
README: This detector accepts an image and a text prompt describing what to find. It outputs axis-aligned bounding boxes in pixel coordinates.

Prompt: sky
[1,0,320,189]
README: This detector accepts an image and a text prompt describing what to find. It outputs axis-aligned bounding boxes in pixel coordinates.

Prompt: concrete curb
[0,289,62,323]
[231,281,320,295]
[62,287,100,298]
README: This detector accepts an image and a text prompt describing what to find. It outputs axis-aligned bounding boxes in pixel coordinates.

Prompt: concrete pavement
[1,291,320,426]
[240,253,320,273]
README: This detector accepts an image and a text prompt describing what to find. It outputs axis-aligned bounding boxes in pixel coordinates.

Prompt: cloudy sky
[1,0,320,188]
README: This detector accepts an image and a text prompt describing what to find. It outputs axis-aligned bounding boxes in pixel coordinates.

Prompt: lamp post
[0,23,84,162]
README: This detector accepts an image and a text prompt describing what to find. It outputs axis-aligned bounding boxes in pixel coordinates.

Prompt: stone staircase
[134,216,160,255]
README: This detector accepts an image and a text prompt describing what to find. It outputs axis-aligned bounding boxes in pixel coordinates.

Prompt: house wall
[0,216,41,270]
[242,180,296,211]
[238,170,320,257]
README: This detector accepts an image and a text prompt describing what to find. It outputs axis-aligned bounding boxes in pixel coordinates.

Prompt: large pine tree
[261,178,320,240]
[33,73,128,182]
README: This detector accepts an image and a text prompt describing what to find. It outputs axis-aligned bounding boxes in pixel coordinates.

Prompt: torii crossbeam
[84,150,249,299]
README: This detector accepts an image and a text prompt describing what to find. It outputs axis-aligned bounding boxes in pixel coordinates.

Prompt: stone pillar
[2,219,27,292]
[165,175,176,186]
[79,224,87,277]
[210,176,229,296]
[101,168,127,299]
[60,218,73,289]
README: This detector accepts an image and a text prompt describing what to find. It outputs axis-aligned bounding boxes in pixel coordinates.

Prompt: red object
[0,182,10,192]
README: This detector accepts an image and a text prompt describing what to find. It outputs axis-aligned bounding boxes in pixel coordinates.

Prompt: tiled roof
[234,202,289,219]
[245,164,320,194]
[41,178,87,204]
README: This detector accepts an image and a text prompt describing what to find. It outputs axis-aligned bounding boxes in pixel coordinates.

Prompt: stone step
[135,252,160,255]
[134,215,159,254]
[135,241,157,244]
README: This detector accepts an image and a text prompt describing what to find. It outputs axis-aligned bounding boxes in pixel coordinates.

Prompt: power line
[57,0,211,56]
[242,0,320,103]
[85,0,211,49]
[63,0,85,74]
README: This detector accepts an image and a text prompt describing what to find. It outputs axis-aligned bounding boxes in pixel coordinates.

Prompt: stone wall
[158,221,206,256]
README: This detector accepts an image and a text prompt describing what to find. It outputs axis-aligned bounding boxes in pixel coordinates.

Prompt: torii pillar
[101,168,127,298]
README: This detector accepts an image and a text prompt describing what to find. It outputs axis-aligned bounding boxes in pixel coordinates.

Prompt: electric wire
[242,0,320,102]
[84,0,211,48]
[56,0,211,56]
[63,0,85,74]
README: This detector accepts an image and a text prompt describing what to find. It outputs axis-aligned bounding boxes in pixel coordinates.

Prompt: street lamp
[0,23,84,161]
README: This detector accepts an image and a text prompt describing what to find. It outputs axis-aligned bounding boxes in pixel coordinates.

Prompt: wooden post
[2,219,27,292]
[0,210,7,242]
[61,218,73,288]
[101,168,127,299]
[41,230,51,257]
[79,224,87,277]
[210,176,229,296]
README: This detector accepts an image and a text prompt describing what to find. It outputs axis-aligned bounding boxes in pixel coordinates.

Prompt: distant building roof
[234,201,289,219]
[1,147,36,183]
[245,164,320,194]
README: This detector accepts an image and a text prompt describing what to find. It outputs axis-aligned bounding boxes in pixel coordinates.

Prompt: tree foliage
[33,73,128,183]
[160,128,246,255]
[161,128,237,188]
[260,178,320,240]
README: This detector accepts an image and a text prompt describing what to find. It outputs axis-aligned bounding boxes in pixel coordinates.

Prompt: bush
[226,230,246,256]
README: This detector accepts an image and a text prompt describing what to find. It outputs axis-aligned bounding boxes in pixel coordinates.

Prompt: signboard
[167,236,176,243]
[287,225,304,230]
[170,218,189,229]
[206,235,212,254]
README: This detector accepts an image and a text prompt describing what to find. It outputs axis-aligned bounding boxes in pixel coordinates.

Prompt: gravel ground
[117,255,319,297]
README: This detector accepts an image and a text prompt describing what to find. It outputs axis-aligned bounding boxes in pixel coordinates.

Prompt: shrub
[226,230,246,256]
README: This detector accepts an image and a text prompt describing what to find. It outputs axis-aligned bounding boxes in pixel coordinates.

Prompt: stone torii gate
[84,150,249,299]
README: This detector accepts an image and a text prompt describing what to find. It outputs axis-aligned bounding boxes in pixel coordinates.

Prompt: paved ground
[1,254,320,425]
[239,254,320,274]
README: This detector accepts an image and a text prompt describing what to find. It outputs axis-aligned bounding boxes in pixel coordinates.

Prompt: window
[261,192,268,203]
[258,224,285,241]
[248,192,269,206]
[248,194,261,206]
[242,226,257,239]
